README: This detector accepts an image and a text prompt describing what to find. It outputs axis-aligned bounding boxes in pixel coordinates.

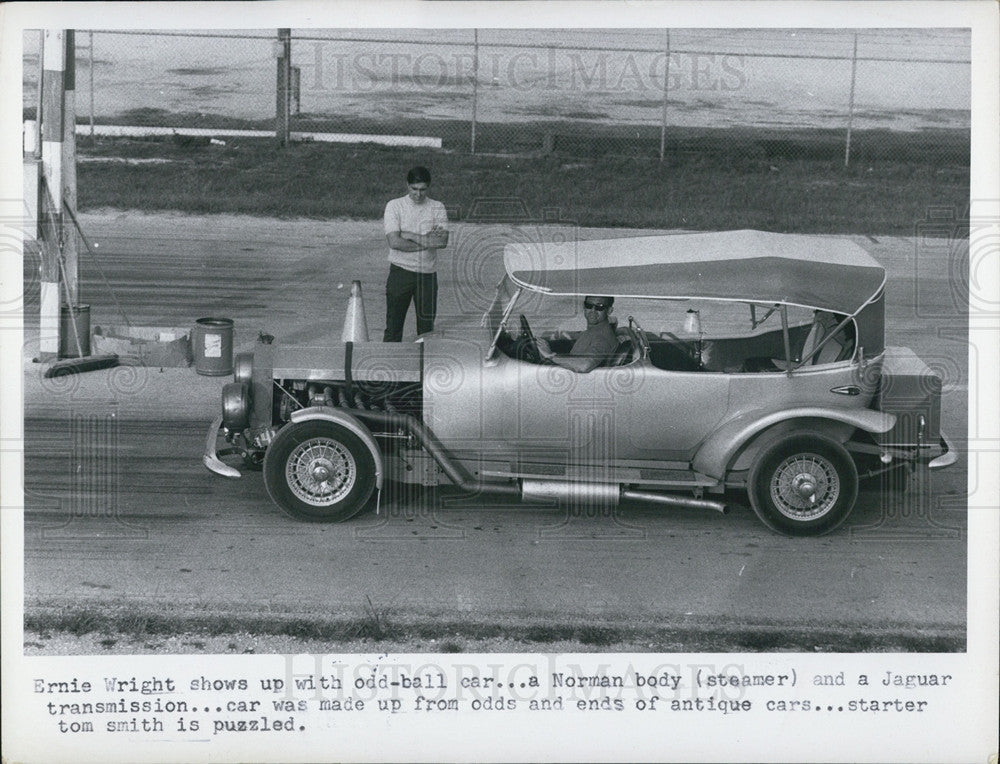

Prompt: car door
[617,362,732,461]
[493,353,731,469]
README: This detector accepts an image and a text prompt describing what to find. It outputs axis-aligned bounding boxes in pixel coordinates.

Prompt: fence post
[88,31,95,143]
[470,29,479,154]
[844,32,858,168]
[659,29,671,162]
[275,28,291,147]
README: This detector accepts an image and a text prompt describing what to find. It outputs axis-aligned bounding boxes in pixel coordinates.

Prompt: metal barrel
[192,317,234,376]
[59,304,90,358]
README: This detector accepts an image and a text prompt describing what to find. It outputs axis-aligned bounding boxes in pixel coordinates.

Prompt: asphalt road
[20,212,969,650]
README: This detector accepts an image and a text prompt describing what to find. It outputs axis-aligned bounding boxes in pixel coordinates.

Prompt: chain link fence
[23,28,970,164]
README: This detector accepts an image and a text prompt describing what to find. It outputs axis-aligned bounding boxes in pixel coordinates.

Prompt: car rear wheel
[748,435,858,536]
[263,420,376,522]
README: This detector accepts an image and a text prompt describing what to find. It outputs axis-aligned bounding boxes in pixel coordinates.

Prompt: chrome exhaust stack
[521,480,620,505]
[521,480,728,514]
[621,488,728,514]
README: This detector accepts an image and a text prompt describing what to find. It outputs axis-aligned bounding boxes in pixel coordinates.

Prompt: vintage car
[204,230,955,536]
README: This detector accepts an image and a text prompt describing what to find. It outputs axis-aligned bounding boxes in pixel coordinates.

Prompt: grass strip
[69,119,969,235]
[24,605,965,653]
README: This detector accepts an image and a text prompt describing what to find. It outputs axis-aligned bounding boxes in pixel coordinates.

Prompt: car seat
[793,312,855,366]
[606,327,641,367]
[741,312,854,372]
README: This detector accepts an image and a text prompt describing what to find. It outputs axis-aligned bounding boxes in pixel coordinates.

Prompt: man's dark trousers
[383,264,438,342]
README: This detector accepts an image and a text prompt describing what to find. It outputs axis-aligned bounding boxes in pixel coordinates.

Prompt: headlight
[234,352,254,386]
[222,381,252,431]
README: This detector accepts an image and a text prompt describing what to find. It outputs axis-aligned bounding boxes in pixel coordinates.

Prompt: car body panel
[693,405,896,480]
[427,338,728,464]
[878,346,942,445]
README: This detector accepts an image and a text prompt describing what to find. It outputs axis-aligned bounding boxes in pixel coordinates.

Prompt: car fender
[287,406,384,490]
[693,406,896,480]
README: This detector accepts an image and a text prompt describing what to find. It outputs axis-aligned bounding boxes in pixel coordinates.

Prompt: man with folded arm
[382,166,449,342]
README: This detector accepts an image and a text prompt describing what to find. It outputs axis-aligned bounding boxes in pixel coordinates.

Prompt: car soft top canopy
[503,230,886,316]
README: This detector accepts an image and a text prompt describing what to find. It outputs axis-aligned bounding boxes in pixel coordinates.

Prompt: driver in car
[535,296,619,373]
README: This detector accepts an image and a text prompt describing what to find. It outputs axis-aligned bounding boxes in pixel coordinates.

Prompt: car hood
[273,341,423,383]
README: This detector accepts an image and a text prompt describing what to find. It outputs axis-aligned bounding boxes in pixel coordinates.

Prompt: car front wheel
[263,420,376,522]
[748,435,858,536]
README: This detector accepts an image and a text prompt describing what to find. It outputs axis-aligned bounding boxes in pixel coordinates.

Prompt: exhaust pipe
[522,480,620,505]
[349,409,521,497]
[350,410,728,512]
[622,488,728,514]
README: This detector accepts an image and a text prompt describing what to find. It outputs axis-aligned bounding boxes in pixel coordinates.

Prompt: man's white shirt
[384,195,448,273]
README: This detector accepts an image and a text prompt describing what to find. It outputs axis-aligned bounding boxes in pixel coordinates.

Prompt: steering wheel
[517,314,542,365]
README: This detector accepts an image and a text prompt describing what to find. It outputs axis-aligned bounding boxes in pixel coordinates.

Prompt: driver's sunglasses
[583,300,609,311]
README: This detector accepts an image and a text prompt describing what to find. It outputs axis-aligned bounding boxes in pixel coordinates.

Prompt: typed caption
[31,655,957,739]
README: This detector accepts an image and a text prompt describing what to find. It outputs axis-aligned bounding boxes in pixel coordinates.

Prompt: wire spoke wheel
[769,452,840,520]
[749,434,858,536]
[264,420,376,522]
[286,438,356,506]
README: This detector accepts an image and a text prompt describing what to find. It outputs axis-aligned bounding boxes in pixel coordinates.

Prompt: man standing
[382,166,449,342]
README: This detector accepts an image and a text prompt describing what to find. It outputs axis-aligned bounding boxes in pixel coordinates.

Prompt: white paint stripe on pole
[73,124,442,148]
[23,122,38,155]
[41,30,65,201]
[43,29,65,71]
[40,281,60,356]
[41,144,62,190]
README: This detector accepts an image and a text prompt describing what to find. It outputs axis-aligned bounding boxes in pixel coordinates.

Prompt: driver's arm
[537,339,604,373]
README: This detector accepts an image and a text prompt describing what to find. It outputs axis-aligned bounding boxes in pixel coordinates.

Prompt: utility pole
[38,29,80,361]
[63,30,78,306]
[275,29,291,147]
